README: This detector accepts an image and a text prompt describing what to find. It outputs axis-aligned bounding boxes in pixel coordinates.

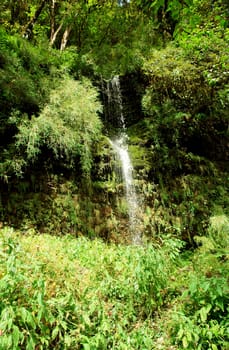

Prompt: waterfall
[110,76,126,129]
[108,76,141,244]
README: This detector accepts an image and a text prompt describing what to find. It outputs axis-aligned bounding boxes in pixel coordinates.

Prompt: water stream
[108,76,141,244]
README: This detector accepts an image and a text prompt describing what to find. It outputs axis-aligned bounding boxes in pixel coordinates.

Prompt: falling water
[110,75,126,129]
[109,76,141,244]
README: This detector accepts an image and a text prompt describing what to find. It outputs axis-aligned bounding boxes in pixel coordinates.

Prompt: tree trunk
[50,0,55,40]
[60,26,71,50]
[50,23,63,46]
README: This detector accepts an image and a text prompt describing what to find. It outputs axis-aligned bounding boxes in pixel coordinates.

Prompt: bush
[15,77,102,176]
[170,213,229,350]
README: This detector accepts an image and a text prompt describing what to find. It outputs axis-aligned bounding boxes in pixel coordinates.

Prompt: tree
[23,0,48,39]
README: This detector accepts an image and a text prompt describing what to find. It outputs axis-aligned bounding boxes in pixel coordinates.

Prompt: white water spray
[109,76,141,244]
[110,137,141,244]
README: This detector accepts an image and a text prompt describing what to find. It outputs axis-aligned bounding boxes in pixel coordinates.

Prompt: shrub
[15,77,102,176]
[170,213,229,350]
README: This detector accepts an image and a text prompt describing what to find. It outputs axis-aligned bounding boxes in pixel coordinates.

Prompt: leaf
[215,299,224,311]
[12,325,20,346]
[199,304,211,323]
[5,335,13,349]
[37,292,44,306]
[212,345,218,350]
[186,331,192,342]
[82,314,91,327]
[26,336,36,350]
[177,327,184,339]
[27,312,36,330]
[51,326,59,340]
[182,336,189,348]
[220,19,227,28]
[20,307,28,323]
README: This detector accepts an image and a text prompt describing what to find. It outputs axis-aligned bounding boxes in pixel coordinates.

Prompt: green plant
[169,213,229,350]
[0,227,187,349]
[15,77,102,176]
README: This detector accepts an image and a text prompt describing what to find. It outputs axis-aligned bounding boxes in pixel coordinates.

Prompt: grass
[0,222,228,349]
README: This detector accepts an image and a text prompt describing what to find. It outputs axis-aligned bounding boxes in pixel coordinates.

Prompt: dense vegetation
[0,218,228,349]
[0,0,228,349]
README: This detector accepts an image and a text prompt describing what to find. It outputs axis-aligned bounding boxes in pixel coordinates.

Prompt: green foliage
[0,27,55,120]
[1,218,227,349]
[138,24,228,241]
[142,45,212,114]
[174,0,229,108]
[0,227,184,349]
[208,214,229,248]
[0,26,60,186]
[14,77,102,176]
[169,214,229,350]
[141,0,229,161]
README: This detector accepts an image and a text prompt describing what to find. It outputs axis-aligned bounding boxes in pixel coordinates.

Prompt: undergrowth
[0,215,228,349]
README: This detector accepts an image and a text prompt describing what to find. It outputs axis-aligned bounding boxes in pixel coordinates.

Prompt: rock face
[100,72,146,130]
[1,66,228,244]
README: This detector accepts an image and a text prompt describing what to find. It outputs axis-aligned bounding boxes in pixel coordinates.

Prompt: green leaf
[20,307,28,323]
[26,336,36,350]
[182,336,188,348]
[12,325,20,346]
[216,299,224,311]
[186,331,192,342]
[29,314,36,329]
[198,304,212,323]
[177,327,184,339]
[51,326,59,340]
[212,344,218,350]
